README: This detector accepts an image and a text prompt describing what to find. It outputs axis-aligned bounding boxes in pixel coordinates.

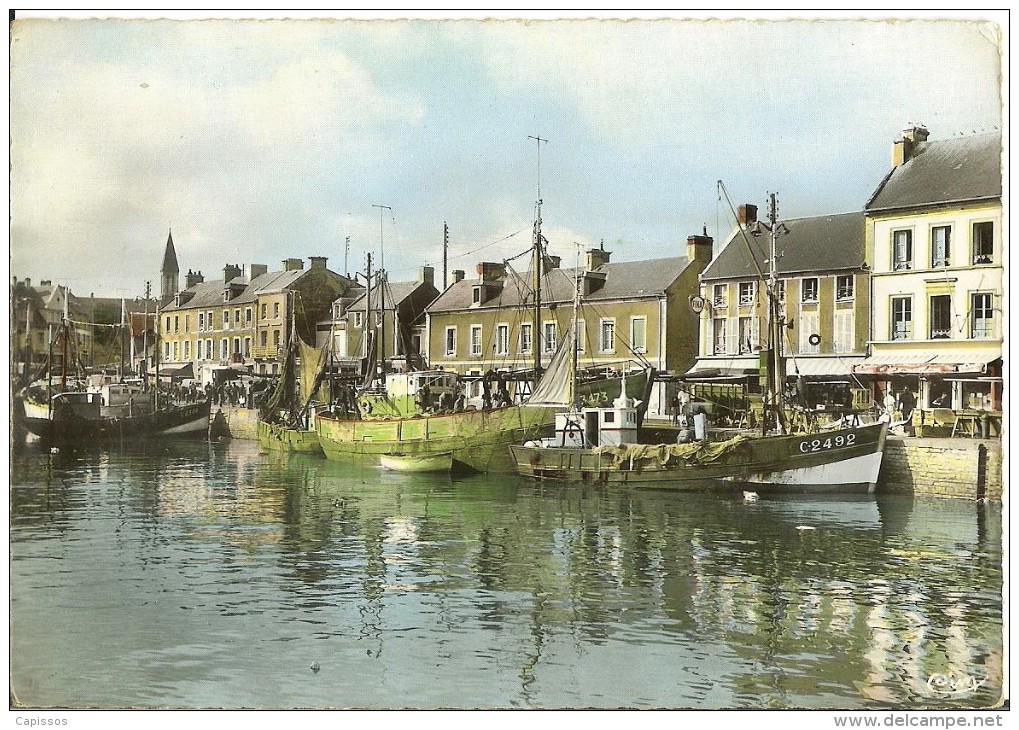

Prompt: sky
[8,10,1005,300]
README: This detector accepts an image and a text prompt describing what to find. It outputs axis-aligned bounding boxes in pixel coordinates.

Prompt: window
[470,325,483,356]
[891,297,912,340]
[577,319,587,353]
[198,312,204,331]
[971,293,994,338]
[892,229,913,270]
[834,312,854,354]
[543,322,557,354]
[260,303,267,319]
[599,319,615,353]
[519,323,532,354]
[165,316,171,332]
[712,284,727,308]
[234,309,241,324]
[164,342,171,360]
[244,337,251,357]
[931,226,951,268]
[801,278,819,303]
[799,313,820,354]
[173,316,179,333]
[713,318,727,354]
[245,308,252,324]
[929,295,952,339]
[233,337,241,355]
[738,282,755,306]
[184,315,190,333]
[222,311,230,328]
[472,287,482,305]
[972,222,994,264]
[444,326,457,356]
[207,311,213,331]
[354,311,364,328]
[183,341,190,360]
[259,330,267,347]
[220,339,228,360]
[495,324,509,356]
[273,302,280,319]
[836,275,854,301]
[738,316,754,354]
[206,339,213,360]
[630,317,647,353]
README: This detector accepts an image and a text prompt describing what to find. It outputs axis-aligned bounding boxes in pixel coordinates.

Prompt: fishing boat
[509,192,888,494]
[379,451,454,473]
[20,304,210,445]
[257,295,326,455]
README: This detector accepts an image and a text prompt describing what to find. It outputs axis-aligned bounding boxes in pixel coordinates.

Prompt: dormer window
[472,286,483,305]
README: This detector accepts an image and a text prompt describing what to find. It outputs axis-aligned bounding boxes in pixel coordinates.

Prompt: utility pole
[443,221,449,290]
[372,204,392,271]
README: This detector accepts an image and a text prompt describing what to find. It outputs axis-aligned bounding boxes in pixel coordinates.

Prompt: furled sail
[525,318,576,407]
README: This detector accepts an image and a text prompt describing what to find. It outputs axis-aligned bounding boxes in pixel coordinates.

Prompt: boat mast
[766,193,786,435]
[529,135,547,384]
[373,204,391,384]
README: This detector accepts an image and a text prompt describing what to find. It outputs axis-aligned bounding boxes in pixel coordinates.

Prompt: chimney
[737,204,758,226]
[892,125,929,166]
[223,264,242,282]
[420,265,434,286]
[248,264,268,280]
[686,233,714,264]
[476,262,506,282]
[309,256,327,269]
[583,246,609,271]
[283,258,304,272]
[452,270,465,285]
[186,269,205,288]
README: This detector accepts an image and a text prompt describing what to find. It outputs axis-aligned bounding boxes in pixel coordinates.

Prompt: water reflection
[10,439,1003,709]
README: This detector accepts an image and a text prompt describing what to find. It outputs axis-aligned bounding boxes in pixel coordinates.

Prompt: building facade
[425,236,712,415]
[856,127,1003,430]
[320,266,439,376]
[158,256,358,383]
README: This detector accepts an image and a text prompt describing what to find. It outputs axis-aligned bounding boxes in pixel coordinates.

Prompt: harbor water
[10,438,1003,709]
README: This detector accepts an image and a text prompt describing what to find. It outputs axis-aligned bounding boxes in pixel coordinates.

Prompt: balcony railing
[252,344,283,359]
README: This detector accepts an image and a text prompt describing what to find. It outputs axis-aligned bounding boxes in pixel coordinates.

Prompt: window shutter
[751,316,761,349]
[726,317,738,356]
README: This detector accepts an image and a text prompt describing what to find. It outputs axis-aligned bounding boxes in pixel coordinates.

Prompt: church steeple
[160,229,180,304]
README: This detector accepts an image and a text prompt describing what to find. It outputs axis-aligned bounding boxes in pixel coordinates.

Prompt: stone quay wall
[216,406,259,441]
[878,436,1003,501]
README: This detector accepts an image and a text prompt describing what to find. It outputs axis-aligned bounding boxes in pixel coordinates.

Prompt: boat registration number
[798,433,856,453]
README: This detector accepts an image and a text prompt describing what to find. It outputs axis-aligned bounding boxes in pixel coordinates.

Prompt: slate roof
[701,211,865,281]
[866,131,1002,212]
[158,269,312,312]
[348,279,427,312]
[161,231,179,274]
[427,256,693,313]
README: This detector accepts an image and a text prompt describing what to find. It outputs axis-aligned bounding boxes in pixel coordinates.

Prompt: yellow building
[425,237,712,417]
[689,206,870,408]
[856,127,1002,431]
[158,257,358,383]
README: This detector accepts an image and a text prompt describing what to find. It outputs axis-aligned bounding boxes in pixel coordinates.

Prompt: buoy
[310,661,321,673]
[742,491,758,502]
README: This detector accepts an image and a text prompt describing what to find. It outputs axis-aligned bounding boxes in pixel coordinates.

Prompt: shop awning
[787,357,865,377]
[157,362,194,379]
[682,357,760,380]
[852,350,1001,375]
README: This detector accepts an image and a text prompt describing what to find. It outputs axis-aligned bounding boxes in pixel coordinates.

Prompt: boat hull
[257,420,323,455]
[22,400,211,445]
[509,422,888,494]
[316,405,557,473]
[379,451,453,473]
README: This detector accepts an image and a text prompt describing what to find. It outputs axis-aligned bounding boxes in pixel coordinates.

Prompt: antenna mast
[372,204,392,378]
